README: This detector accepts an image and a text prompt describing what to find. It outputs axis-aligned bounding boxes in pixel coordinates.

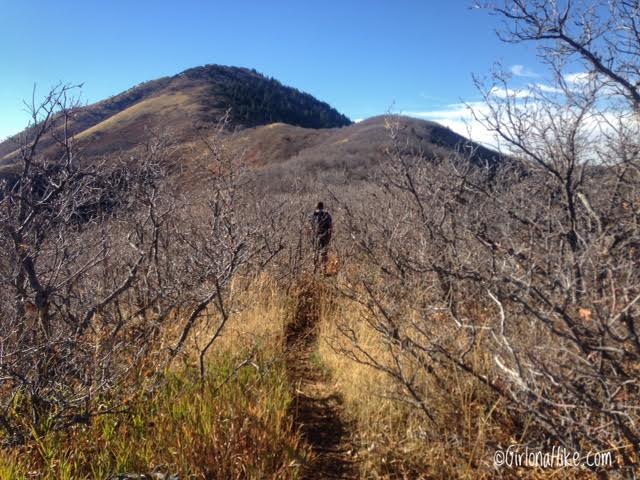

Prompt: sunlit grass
[0,276,308,480]
[0,272,602,479]
[77,91,199,139]
[0,349,306,480]
[315,280,593,479]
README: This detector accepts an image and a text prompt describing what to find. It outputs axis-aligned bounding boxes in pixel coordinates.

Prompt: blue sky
[1,1,542,142]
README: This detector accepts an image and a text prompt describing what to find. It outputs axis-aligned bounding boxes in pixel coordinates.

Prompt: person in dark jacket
[310,201,332,273]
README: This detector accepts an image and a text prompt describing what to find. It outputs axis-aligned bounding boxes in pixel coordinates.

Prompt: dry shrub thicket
[320,1,640,477]
[1,1,640,478]
[0,88,287,449]
[0,274,306,479]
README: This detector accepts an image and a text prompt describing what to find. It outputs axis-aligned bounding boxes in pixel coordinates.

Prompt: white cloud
[563,71,627,100]
[406,94,638,163]
[510,64,539,78]
[491,83,563,97]
[534,83,563,94]
[404,62,637,152]
[489,86,532,99]
[564,72,591,85]
[404,102,500,148]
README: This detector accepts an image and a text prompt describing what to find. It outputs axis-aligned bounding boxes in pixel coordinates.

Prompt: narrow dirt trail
[285,279,359,480]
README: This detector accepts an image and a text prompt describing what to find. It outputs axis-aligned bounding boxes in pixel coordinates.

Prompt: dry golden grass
[0,353,305,480]
[317,294,441,478]
[315,279,600,479]
[0,273,610,479]
[77,91,199,139]
[0,275,308,480]
[218,276,292,353]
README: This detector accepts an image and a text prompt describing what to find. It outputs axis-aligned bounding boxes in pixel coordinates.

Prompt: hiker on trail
[310,201,332,273]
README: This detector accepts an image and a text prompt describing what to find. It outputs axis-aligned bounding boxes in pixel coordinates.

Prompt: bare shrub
[0,88,285,446]
[330,2,640,471]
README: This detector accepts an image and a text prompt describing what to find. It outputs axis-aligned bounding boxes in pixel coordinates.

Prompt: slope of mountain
[229,115,501,193]
[0,65,502,194]
[235,115,499,169]
[0,65,351,164]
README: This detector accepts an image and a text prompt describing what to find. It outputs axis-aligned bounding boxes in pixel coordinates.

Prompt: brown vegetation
[1,2,639,479]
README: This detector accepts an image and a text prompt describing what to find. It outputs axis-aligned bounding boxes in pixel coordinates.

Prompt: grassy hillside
[0,65,352,166]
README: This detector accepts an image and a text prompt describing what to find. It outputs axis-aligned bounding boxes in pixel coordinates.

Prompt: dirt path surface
[285,279,359,480]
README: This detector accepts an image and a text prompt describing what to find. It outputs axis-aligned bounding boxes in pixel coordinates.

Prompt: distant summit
[184,65,351,129]
[0,64,351,163]
[0,66,503,192]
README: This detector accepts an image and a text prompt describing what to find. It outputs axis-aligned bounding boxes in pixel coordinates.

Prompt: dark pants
[313,232,331,270]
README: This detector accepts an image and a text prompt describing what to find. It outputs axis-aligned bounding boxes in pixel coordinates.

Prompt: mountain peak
[0,64,352,163]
